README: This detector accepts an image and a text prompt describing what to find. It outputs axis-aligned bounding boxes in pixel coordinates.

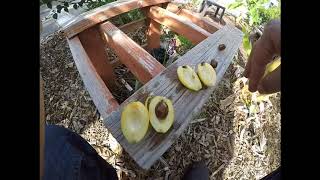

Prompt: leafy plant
[116,9,145,25]
[85,0,115,10]
[242,27,252,56]
[41,0,90,19]
[176,35,193,50]
[228,0,280,56]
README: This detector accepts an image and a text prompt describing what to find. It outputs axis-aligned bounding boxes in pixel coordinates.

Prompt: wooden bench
[64,0,243,169]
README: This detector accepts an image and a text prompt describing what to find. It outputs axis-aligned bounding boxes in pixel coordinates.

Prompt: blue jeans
[43,125,280,180]
[43,125,118,180]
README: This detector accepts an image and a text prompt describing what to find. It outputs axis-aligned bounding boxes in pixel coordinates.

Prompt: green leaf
[64,2,69,7]
[241,26,252,56]
[78,2,83,7]
[57,5,62,13]
[73,4,78,9]
[57,4,62,10]
[228,2,244,9]
[46,2,52,9]
[243,35,252,56]
[53,13,58,19]
[64,7,69,12]
[249,17,254,26]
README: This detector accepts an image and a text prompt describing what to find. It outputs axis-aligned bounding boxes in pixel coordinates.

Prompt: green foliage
[229,0,280,26]
[242,27,252,56]
[176,35,193,50]
[119,9,144,25]
[85,0,115,11]
[228,1,244,10]
[228,0,280,55]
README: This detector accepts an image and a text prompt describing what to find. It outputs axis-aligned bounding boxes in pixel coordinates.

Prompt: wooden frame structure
[64,0,243,169]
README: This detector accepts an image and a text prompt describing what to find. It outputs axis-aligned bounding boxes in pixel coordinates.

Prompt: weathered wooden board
[99,21,165,84]
[78,26,116,88]
[63,0,171,38]
[118,18,146,34]
[166,3,222,33]
[67,36,119,119]
[147,6,211,45]
[146,18,162,51]
[104,25,243,169]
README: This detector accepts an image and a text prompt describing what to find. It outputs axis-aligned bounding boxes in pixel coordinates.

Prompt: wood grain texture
[99,21,165,84]
[146,18,161,51]
[147,6,211,45]
[63,0,171,38]
[118,18,146,34]
[166,3,222,33]
[110,43,148,68]
[78,26,116,88]
[104,25,243,169]
[67,36,120,119]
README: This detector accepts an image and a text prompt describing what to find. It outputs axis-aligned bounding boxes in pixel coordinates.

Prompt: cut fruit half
[147,96,174,133]
[177,65,202,91]
[121,102,149,143]
[263,58,281,78]
[197,62,217,87]
[145,95,154,110]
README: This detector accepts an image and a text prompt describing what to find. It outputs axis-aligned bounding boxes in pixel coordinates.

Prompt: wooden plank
[110,44,148,68]
[147,6,211,45]
[67,36,120,119]
[166,3,222,33]
[141,4,164,52]
[104,25,243,169]
[99,21,165,84]
[146,19,161,51]
[118,18,146,34]
[63,0,171,38]
[78,26,116,88]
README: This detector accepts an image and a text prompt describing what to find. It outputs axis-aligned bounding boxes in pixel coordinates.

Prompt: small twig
[190,118,207,124]
[159,157,169,168]
[120,78,133,92]
[210,163,225,178]
[114,165,136,178]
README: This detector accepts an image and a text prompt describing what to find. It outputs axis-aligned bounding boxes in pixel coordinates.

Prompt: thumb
[258,65,281,94]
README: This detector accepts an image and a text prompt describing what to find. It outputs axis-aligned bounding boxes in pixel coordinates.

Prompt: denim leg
[43,125,118,180]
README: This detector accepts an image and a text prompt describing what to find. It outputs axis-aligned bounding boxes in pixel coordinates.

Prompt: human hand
[243,20,281,94]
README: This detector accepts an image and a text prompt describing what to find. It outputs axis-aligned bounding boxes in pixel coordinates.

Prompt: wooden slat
[78,26,116,88]
[104,25,243,169]
[110,43,148,68]
[166,3,222,33]
[63,0,171,38]
[146,19,161,51]
[141,4,163,52]
[118,18,146,34]
[147,6,211,45]
[99,21,165,84]
[67,36,119,119]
